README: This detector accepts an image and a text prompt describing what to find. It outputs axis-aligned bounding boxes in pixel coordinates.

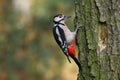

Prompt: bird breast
[60,25,75,44]
[65,32,75,44]
[63,27,75,44]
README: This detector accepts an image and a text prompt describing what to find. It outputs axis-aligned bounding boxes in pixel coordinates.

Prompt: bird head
[53,14,71,24]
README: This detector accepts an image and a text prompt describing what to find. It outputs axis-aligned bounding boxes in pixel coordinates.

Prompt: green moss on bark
[75,0,120,80]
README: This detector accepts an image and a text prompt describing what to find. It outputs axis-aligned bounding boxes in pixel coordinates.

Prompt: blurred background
[0,0,78,80]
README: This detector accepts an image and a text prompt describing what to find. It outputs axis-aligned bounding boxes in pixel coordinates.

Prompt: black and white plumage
[53,14,71,62]
[52,14,82,71]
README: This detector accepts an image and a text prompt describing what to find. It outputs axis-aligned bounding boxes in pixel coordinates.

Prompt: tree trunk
[74,0,120,80]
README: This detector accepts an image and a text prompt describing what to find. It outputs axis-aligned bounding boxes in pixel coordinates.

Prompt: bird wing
[53,25,71,63]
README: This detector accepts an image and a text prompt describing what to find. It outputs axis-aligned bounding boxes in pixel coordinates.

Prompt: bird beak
[64,16,71,20]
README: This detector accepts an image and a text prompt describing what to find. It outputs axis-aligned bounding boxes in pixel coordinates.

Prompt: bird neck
[54,21,65,25]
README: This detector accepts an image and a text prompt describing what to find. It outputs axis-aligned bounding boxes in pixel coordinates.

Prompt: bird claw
[77,24,84,29]
[75,24,84,33]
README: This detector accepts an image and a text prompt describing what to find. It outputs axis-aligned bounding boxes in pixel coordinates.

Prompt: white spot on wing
[56,27,63,45]
[53,24,57,27]
[56,27,59,35]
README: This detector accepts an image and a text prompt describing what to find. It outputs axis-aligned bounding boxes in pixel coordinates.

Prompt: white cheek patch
[54,17,61,22]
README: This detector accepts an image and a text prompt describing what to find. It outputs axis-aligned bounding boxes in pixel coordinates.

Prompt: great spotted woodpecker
[53,14,82,71]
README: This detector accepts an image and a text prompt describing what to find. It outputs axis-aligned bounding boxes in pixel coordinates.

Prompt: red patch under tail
[67,45,76,57]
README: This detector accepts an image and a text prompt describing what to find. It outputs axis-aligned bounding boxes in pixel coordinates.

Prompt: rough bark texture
[74,0,120,80]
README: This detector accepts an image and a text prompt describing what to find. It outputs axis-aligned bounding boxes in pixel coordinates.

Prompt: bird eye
[59,16,62,18]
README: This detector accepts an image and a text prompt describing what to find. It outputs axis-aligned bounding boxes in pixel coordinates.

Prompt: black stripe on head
[53,14,62,19]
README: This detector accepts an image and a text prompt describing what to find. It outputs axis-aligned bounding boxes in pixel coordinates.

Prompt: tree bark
[74,0,120,80]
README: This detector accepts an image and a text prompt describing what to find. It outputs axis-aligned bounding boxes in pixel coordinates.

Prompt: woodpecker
[52,14,82,71]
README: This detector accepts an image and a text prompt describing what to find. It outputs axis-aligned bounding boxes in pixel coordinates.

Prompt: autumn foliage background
[0,0,79,80]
